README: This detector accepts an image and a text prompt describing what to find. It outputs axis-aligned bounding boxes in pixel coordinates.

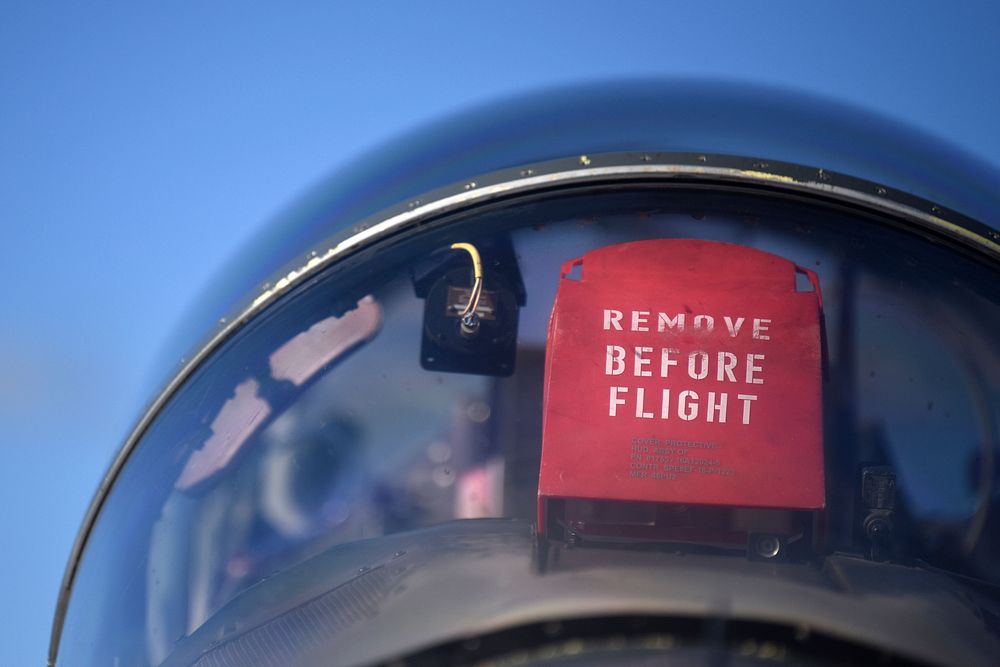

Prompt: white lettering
[635,387,653,419]
[610,386,628,416]
[660,348,679,378]
[605,311,767,336]
[724,316,745,337]
[607,388,757,425]
[606,346,625,375]
[753,318,771,340]
[737,393,757,424]
[717,352,737,382]
[687,351,709,379]
[634,346,652,377]
[679,390,699,421]
[707,391,728,423]
[657,312,685,332]
[745,354,764,384]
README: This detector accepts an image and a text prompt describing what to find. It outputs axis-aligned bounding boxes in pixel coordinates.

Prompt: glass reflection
[56,191,1000,666]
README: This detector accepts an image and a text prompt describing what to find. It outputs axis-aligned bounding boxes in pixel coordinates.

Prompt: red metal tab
[538,240,825,534]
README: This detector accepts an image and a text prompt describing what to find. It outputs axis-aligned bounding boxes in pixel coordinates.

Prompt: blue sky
[1,3,998,664]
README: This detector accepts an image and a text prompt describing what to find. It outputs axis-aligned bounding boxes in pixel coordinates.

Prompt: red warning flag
[538,240,825,532]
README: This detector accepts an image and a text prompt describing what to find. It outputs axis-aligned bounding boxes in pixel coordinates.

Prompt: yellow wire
[450,242,484,318]
[450,242,483,279]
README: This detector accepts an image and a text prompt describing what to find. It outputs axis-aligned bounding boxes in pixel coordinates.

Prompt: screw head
[754,534,782,559]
